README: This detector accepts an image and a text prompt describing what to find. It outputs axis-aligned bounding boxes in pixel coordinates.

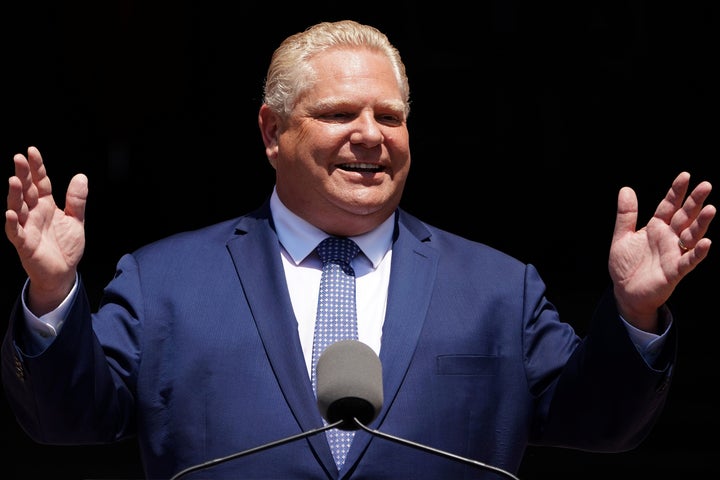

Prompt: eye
[316,111,355,122]
[377,114,403,126]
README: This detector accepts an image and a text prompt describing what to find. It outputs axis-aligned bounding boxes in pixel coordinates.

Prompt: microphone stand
[353,418,521,480]
[169,416,521,480]
[169,420,344,480]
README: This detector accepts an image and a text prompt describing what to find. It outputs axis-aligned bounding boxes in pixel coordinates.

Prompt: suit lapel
[227,208,337,472]
[378,221,438,415]
[342,211,439,475]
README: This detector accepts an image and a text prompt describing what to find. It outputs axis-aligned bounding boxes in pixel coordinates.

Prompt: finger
[5,175,28,248]
[12,151,30,180]
[675,180,714,249]
[26,146,53,199]
[671,178,713,230]
[679,236,712,277]
[4,201,23,247]
[8,176,31,224]
[7,171,24,215]
[654,172,690,226]
[679,203,717,251]
[12,152,36,209]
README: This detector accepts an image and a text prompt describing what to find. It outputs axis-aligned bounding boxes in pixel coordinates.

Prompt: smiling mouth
[338,163,384,173]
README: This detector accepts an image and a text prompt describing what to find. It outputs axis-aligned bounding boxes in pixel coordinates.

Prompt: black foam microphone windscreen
[316,340,383,430]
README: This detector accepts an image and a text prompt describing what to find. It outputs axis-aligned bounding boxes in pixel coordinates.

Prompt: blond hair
[262,20,411,119]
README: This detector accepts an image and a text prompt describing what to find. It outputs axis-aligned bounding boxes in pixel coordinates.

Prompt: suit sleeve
[1,276,132,445]
[539,287,676,450]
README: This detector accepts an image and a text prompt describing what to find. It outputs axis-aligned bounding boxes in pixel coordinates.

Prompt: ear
[258,104,281,169]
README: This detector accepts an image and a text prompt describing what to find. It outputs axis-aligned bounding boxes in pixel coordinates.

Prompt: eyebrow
[311,97,406,113]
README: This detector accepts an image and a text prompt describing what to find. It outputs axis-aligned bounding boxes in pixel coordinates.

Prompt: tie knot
[317,237,360,267]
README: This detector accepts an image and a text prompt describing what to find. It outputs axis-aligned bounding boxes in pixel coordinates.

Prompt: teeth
[340,163,381,171]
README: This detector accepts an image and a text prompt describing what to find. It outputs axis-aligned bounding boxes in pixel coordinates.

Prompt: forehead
[305,47,402,97]
[310,47,389,71]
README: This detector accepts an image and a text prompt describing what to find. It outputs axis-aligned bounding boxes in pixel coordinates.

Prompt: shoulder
[396,208,524,269]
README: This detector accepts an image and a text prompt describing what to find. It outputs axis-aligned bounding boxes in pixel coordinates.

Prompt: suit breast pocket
[436,354,498,376]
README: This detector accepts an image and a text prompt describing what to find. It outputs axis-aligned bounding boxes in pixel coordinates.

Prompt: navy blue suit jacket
[2,200,675,479]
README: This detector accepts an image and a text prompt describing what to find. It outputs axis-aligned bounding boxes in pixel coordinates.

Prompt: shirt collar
[270,187,394,268]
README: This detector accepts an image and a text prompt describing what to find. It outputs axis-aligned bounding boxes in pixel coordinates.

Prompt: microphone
[315,339,383,430]
[317,340,520,480]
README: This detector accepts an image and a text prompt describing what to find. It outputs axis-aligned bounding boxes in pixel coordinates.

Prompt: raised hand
[5,146,88,315]
[609,172,715,332]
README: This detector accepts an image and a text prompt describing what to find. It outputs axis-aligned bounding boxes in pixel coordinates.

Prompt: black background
[1,1,718,478]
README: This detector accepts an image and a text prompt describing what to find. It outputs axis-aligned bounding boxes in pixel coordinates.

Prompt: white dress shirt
[270,188,393,377]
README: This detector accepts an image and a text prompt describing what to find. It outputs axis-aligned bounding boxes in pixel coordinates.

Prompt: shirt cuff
[622,305,673,366]
[21,274,79,349]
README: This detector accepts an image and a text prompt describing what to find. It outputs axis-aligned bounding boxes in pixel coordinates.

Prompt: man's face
[261,47,411,236]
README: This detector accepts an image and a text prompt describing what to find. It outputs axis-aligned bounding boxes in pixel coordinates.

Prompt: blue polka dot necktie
[311,236,361,470]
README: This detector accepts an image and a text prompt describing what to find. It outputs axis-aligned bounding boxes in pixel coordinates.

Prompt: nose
[349,112,384,147]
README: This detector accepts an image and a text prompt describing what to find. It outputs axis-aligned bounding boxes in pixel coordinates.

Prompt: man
[2,20,716,479]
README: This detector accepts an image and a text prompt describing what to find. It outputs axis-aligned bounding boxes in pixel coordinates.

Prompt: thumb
[65,173,88,223]
[613,186,639,239]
